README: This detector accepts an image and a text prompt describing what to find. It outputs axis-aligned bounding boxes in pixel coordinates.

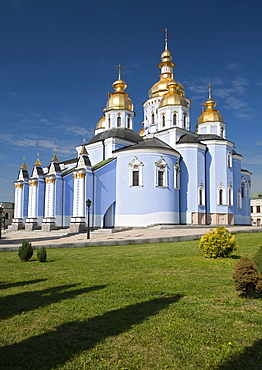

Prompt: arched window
[117,116,121,127]
[241,182,245,198]
[228,186,233,206]
[221,127,224,137]
[173,113,177,126]
[151,113,155,124]
[227,152,232,168]
[183,114,187,128]
[127,116,130,129]
[218,187,225,206]
[162,115,165,127]
[237,192,242,209]
[108,116,111,128]
[198,186,205,206]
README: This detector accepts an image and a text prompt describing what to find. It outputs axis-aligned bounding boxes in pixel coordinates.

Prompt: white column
[78,172,86,217]
[73,173,78,217]
[44,178,55,218]
[28,181,38,218]
[14,183,23,219]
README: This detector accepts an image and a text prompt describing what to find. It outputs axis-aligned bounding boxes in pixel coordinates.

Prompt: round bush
[37,246,47,262]
[232,257,262,297]
[18,240,33,261]
[199,226,237,258]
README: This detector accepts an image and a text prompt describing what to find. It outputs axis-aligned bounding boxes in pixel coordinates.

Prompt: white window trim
[227,151,232,168]
[217,186,226,206]
[128,157,144,187]
[154,157,168,187]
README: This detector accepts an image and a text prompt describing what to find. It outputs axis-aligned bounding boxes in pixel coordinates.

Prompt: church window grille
[162,115,165,128]
[158,168,164,187]
[117,116,121,127]
[132,170,139,186]
[173,113,177,126]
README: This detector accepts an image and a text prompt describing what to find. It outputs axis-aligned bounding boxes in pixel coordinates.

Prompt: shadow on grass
[0,284,106,320]
[216,338,262,370]
[0,279,47,290]
[0,295,182,370]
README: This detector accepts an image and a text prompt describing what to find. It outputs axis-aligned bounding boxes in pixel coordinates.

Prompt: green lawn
[0,232,262,369]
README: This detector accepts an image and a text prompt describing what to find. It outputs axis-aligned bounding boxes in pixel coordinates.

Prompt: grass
[0,232,262,369]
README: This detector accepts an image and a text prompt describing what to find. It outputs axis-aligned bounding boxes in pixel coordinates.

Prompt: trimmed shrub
[37,246,47,262]
[253,246,262,274]
[18,240,33,261]
[199,226,237,258]
[232,257,262,297]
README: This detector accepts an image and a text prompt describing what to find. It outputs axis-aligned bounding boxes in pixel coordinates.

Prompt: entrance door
[103,202,115,228]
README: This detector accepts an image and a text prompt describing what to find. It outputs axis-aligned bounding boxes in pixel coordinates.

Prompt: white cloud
[226,63,239,71]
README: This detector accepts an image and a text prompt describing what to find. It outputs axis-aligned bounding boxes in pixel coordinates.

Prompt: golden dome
[105,78,133,112]
[198,97,224,124]
[148,44,186,99]
[96,116,105,130]
[159,81,188,108]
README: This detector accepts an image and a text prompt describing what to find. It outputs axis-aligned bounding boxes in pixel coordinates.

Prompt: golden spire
[51,153,59,162]
[79,145,88,155]
[20,162,27,170]
[34,158,42,166]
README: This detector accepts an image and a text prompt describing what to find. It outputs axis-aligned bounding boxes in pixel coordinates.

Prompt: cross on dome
[208,83,212,99]
[116,64,123,80]
[162,27,170,50]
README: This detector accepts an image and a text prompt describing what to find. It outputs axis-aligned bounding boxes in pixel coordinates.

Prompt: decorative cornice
[14,183,24,188]
[29,181,38,186]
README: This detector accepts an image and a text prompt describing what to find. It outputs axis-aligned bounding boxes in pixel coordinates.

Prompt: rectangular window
[250,206,253,213]
[158,171,164,187]
[132,171,139,187]
[257,206,261,213]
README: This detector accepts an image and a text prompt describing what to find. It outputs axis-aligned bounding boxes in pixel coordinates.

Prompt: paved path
[1,225,261,251]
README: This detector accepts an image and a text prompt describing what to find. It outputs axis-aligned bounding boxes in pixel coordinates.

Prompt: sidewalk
[1,225,261,252]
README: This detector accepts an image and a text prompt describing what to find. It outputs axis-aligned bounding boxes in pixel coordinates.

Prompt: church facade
[12,37,252,231]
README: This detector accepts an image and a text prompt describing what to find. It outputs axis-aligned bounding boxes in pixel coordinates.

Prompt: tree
[232,257,262,297]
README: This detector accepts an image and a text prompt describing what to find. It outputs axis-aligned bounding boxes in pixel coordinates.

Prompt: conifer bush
[253,246,262,274]
[18,240,33,261]
[37,246,47,262]
[199,226,237,258]
[232,257,262,297]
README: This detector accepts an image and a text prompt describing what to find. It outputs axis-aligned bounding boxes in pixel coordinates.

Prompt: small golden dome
[105,78,133,112]
[96,116,105,130]
[159,81,188,108]
[139,128,145,136]
[198,97,224,124]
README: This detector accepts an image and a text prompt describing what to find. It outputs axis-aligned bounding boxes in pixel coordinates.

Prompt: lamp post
[86,199,92,239]
[0,203,3,239]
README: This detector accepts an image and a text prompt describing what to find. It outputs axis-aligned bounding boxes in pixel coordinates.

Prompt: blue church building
[12,35,251,231]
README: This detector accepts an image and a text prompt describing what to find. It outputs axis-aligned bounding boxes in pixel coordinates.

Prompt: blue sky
[0,0,262,201]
